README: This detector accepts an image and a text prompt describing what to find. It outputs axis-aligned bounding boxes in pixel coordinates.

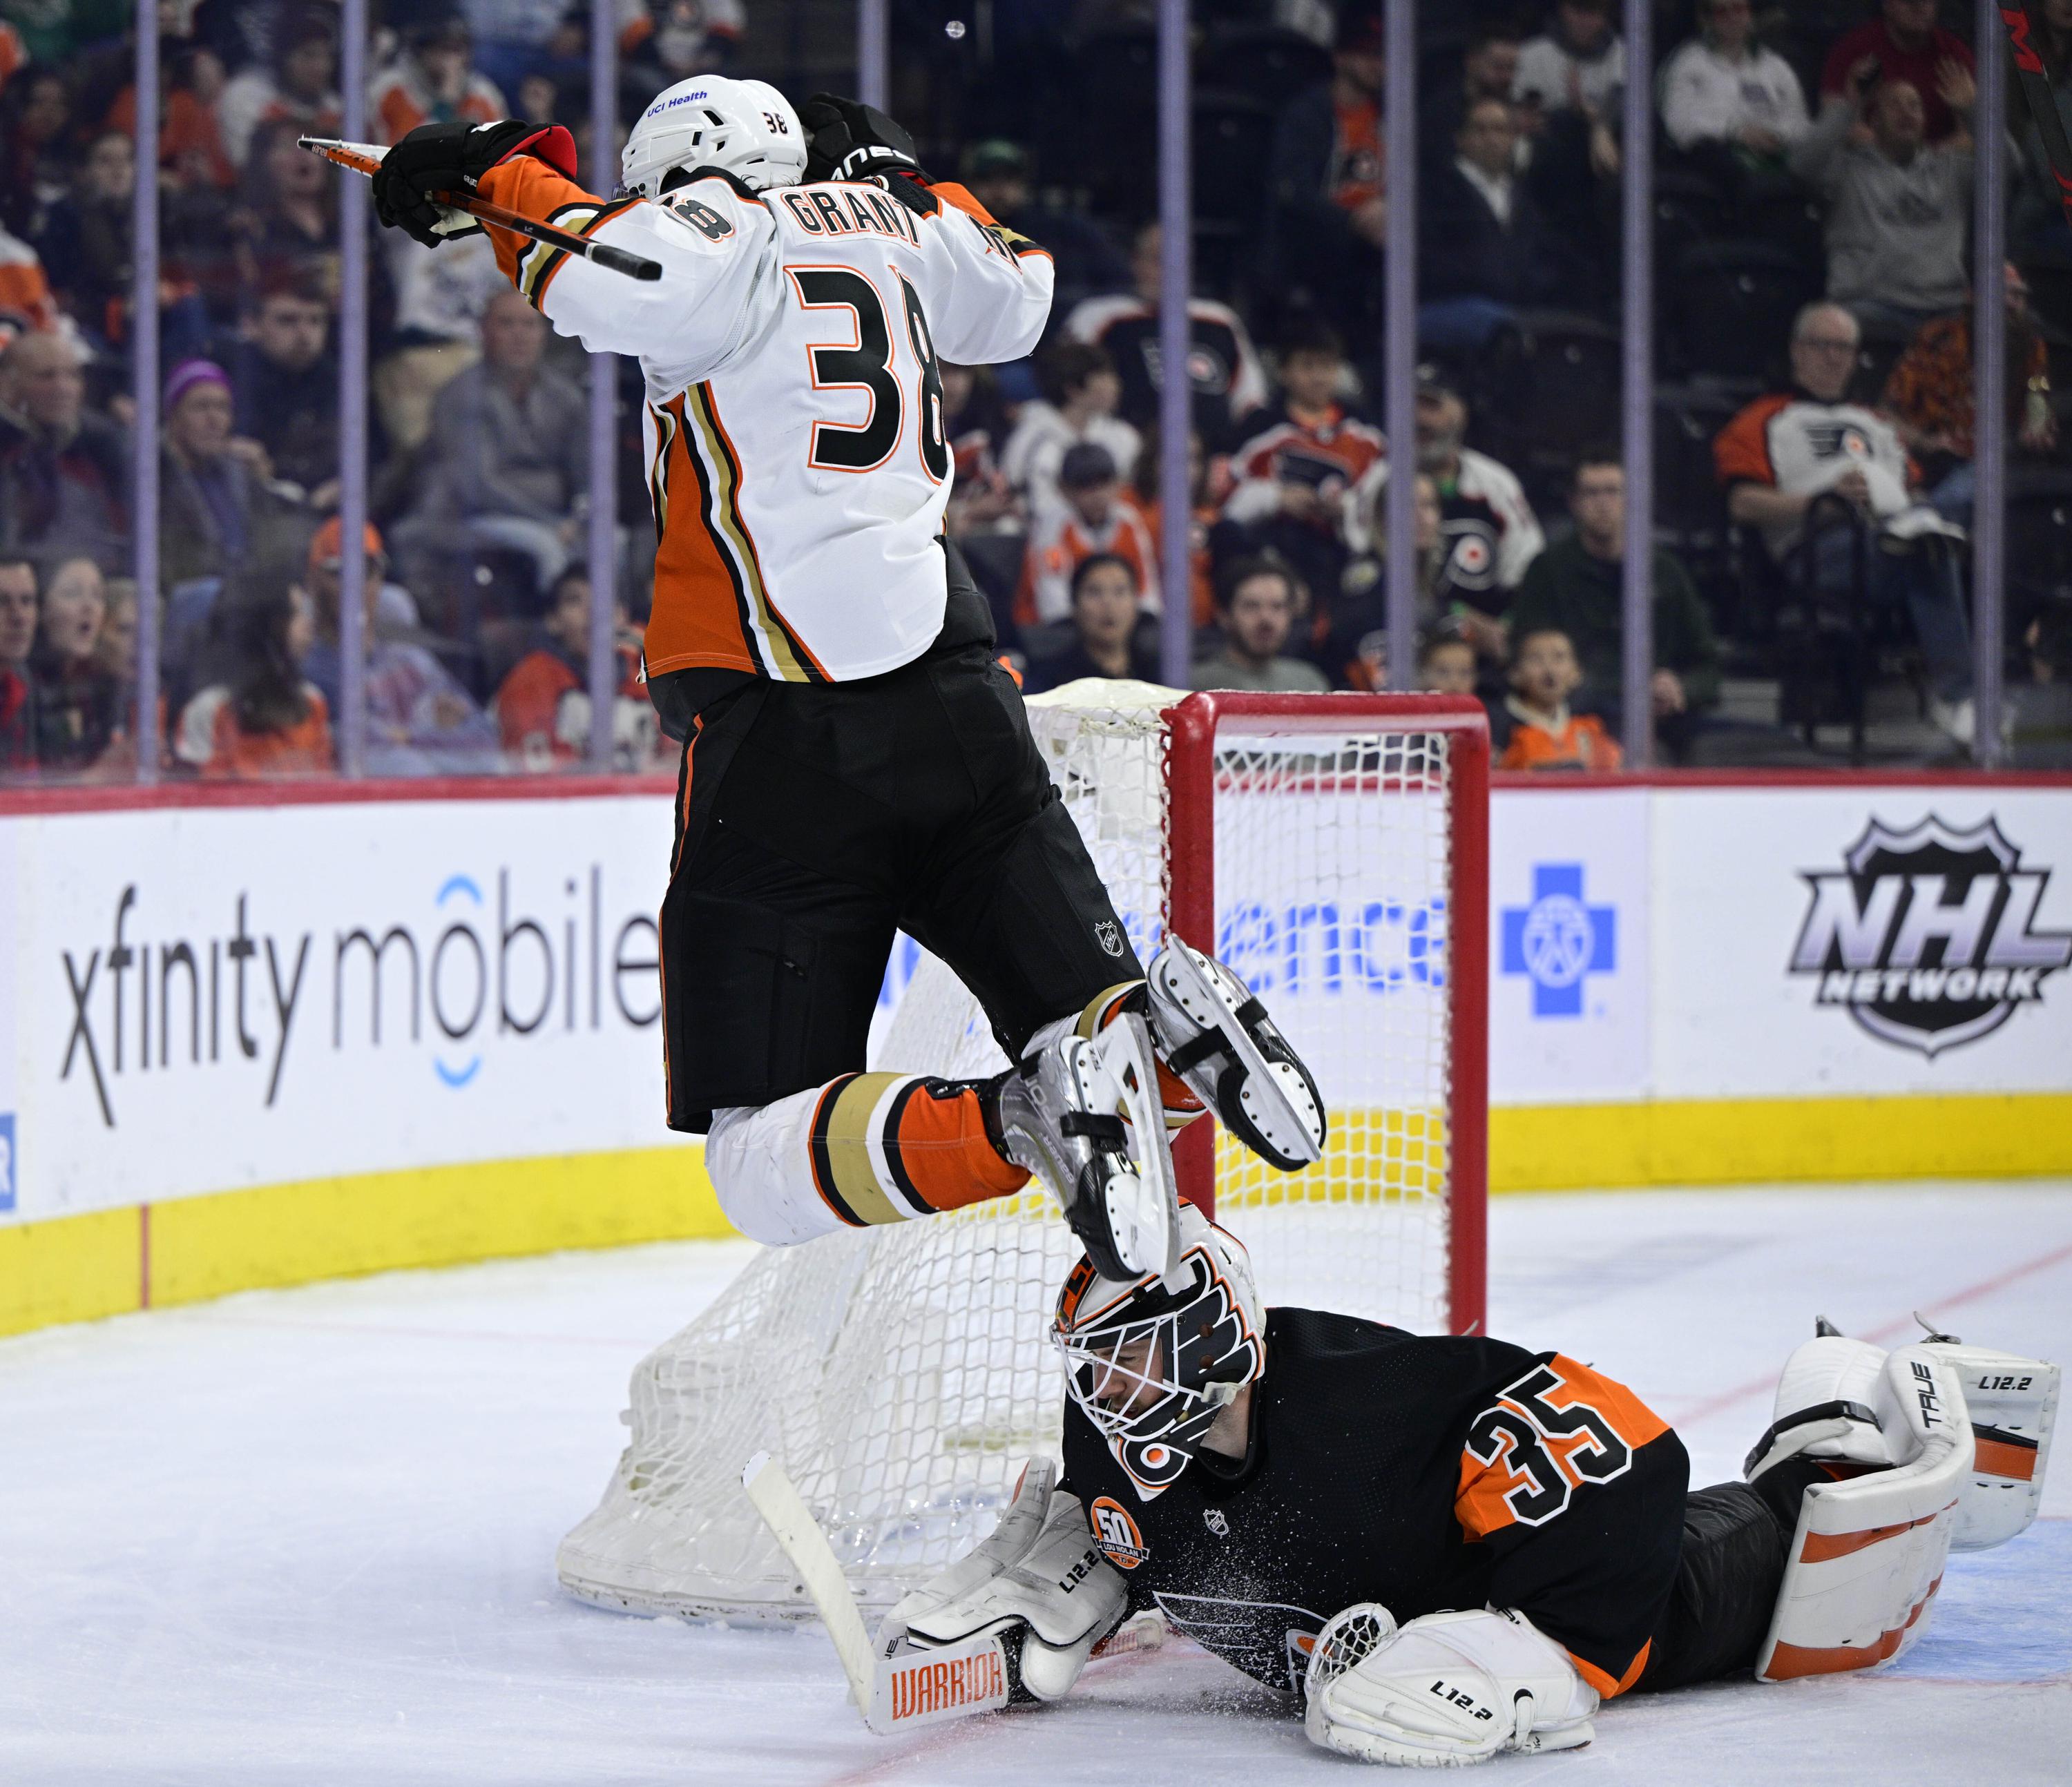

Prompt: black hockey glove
[372,119,549,247]
[798,93,934,195]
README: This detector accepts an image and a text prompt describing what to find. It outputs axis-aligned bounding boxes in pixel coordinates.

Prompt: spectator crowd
[0,0,2067,782]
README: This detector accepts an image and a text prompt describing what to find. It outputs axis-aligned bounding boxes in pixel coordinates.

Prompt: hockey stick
[2002,3,2072,227]
[740,1453,1013,1735]
[297,136,663,282]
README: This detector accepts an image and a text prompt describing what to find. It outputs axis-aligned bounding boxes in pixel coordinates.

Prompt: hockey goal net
[557,684,1488,1623]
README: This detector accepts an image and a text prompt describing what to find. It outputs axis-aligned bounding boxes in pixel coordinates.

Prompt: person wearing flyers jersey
[367,82,1331,1288]
[876,1206,2055,1764]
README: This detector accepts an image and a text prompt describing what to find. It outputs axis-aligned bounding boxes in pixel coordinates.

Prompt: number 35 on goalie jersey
[472,155,1055,684]
[1455,1355,1684,1699]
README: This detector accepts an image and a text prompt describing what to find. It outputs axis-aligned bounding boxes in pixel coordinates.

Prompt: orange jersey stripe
[646,394,765,677]
[886,1082,1028,1212]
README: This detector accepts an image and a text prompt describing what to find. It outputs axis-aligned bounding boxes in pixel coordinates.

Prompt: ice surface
[1,1183,2067,1786]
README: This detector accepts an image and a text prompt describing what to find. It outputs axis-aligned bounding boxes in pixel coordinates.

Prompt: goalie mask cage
[558,685,1488,1623]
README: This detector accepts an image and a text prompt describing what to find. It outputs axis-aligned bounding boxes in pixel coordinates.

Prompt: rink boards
[2,770,2070,1333]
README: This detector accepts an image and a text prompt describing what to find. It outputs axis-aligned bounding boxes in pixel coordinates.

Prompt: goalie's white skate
[1146,941,1325,1172]
[993,1013,1180,1283]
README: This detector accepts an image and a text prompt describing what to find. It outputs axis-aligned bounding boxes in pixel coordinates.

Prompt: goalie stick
[2003,3,2072,226]
[740,1453,1165,1735]
[297,136,664,282]
[741,1452,1013,1735]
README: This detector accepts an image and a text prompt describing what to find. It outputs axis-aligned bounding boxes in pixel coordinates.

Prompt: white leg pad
[1744,1335,1896,1479]
[1921,1340,2060,1551]
[707,1089,845,1246]
[1755,1346,1973,1682]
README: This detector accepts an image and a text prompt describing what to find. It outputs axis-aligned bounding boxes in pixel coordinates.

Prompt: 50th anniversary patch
[1789,815,2072,1057]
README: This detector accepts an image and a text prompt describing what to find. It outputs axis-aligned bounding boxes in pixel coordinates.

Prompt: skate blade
[1080,1013,1183,1284]
[1159,943,1323,1168]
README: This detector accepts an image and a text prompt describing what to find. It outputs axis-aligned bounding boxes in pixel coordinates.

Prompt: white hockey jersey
[474,154,1054,682]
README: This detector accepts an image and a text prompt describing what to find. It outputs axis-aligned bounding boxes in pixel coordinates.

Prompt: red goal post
[1162,690,1489,1339]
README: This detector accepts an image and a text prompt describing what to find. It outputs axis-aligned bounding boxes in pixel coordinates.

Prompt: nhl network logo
[1789,815,2072,1057]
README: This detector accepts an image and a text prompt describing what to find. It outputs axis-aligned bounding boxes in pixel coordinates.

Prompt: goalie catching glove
[875,1459,1126,1704]
[1304,1605,1598,1767]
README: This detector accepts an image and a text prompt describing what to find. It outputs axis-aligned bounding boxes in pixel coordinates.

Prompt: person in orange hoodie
[1497,625,1623,771]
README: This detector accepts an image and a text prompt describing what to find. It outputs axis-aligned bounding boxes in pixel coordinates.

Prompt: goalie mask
[1051,1204,1265,1500]
[620,76,807,197]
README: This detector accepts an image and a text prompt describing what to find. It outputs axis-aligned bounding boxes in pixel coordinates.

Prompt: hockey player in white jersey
[370,81,1327,1281]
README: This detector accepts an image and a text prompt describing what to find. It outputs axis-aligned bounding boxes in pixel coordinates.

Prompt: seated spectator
[1001,340,1141,517]
[298,518,427,720]
[1508,450,1722,760]
[232,119,340,307]
[175,573,333,779]
[1330,470,1448,690]
[1016,443,1161,628]
[1821,0,1974,146]
[1267,10,1387,341]
[217,274,344,503]
[159,359,303,586]
[0,551,37,771]
[1514,1,1625,121]
[36,131,137,346]
[942,362,1019,540]
[0,330,126,567]
[1793,58,1975,331]
[1417,97,1564,351]
[495,566,654,770]
[1127,429,1220,628]
[959,140,1130,318]
[1716,302,1975,740]
[1342,370,1544,667]
[372,17,507,146]
[2010,601,2072,767]
[1065,223,1267,448]
[1419,630,1479,695]
[1495,626,1624,771]
[0,215,59,340]
[1189,557,1330,692]
[624,0,745,90]
[1658,0,1810,160]
[395,289,588,604]
[216,6,342,172]
[1420,23,1526,164]
[1882,263,2055,525]
[28,553,123,773]
[0,66,73,240]
[1223,321,1383,618]
[360,610,501,779]
[1024,554,1162,694]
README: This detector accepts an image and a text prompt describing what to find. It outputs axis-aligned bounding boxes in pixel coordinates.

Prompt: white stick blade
[867,1633,1013,1735]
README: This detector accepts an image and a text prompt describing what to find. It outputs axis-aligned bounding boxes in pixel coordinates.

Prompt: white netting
[555,685,1464,1623]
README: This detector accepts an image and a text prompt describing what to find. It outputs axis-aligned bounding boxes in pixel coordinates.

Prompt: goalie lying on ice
[876,1206,2057,1766]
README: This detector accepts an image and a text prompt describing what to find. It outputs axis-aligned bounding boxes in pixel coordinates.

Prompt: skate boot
[1144,940,1325,1172]
[988,1012,1180,1282]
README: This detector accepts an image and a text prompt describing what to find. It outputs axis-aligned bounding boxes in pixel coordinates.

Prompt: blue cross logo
[1501,864,1616,1018]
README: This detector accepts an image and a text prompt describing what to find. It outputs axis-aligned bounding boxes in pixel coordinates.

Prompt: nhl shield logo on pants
[1095,920,1125,958]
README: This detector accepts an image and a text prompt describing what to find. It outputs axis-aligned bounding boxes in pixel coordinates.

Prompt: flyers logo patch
[1089,1496,1149,1569]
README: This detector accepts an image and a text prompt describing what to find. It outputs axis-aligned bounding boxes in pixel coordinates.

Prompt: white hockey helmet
[619,75,807,198]
[1052,1203,1267,1500]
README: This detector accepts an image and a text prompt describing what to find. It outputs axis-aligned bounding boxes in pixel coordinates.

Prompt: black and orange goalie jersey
[1058,1307,1688,1700]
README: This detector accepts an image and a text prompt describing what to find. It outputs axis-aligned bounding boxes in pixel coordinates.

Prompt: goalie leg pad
[1303,1606,1598,1768]
[1743,1333,1896,1480]
[1754,1346,1973,1682]
[1920,1339,2059,1551]
[1144,942,1325,1172]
